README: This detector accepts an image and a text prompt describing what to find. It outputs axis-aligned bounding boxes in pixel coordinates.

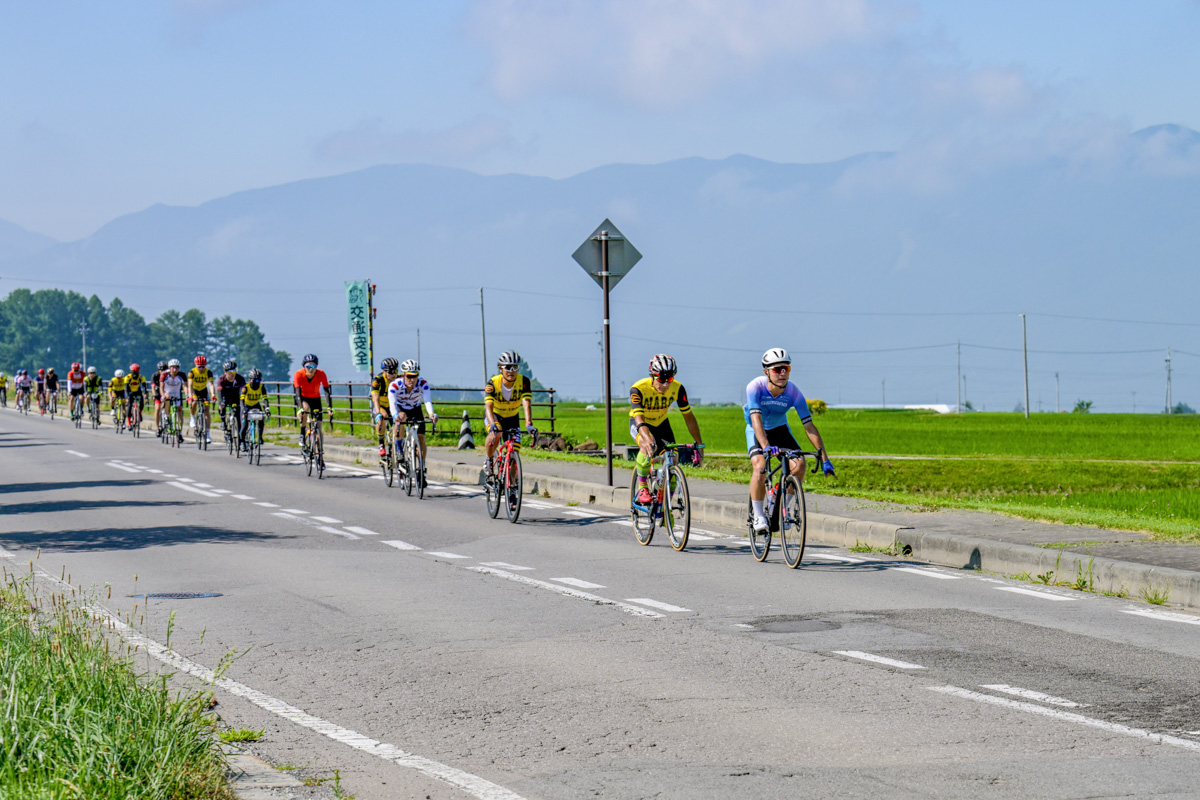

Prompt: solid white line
[891,567,961,580]
[480,562,533,571]
[106,462,142,473]
[930,685,1200,753]
[833,651,926,669]
[281,508,309,515]
[426,551,471,559]
[383,540,421,551]
[254,501,281,508]
[65,449,89,458]
[369,475,385,480]
[232,494,254,500]
[610,519,633,527]
[168,481,221,497]
[625,598,692,613]
[552,577,606,589]
[981,684,1085,708]
[344,526,381,537]
[1121,608,1200,625]
[469,567,663,618]
[312,516,343,524]
[522,501,553,509]
[996,586,1076,602]
[806,553,867,563]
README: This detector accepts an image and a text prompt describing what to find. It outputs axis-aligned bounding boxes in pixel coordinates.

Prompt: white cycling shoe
[752,514,770,533]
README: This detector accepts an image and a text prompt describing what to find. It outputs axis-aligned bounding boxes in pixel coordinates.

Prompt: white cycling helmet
[167,359,180,368]
[762,347,791,367]
[87,366,97,374]
[497,350,521,368]
[114,369,125,378]
[400,359,419,375]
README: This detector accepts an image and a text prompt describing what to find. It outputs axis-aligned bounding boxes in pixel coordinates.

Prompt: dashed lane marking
[211,489,232,494]
[232,494,254,500]
[254,502,281,508]
[146,469,164,474]
[65,450,89,458]
[806,553,867,564]
[312,516,343,524]
[981,684,1085,708]
[280,508,309,515]
[271,512,359,539]
[563,509,601,518]
[106,462,142,473]
[891,567,961,580]
[480,562,533,571]
[193,483,214,489]
[469,567,664,619]
[382,540,421,551]
[996,586,1076,602]
[168,481,222,498]
[426,551,471,559]
[833,651,926,670]
[1121,608,1200,625]
[625,598,692,613]
[552,577,606,589]
[344,526,380,537]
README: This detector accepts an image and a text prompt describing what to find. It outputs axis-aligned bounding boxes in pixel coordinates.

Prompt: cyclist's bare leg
[418,432,427,460]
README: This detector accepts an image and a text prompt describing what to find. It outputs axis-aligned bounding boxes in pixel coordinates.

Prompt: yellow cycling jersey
[189,367,214,390]
[484,374,531,419]
[0,375,7,388]
[125,373,145,392]
[109,375,126,392]
[629,376,691,426]
[242,384,269,407]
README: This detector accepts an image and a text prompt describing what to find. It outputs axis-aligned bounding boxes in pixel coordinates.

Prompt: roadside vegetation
[0,574,233,800]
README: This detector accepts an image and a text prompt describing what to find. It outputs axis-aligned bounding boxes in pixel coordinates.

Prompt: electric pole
[416,328,421,365]
[1166,347,1173,413]
[1021,313,1029,419]
[1055,372,1060,413]
[478,288,488,389]
[882,378,886,409]
[956,340,961,413]
[78,321,90,371]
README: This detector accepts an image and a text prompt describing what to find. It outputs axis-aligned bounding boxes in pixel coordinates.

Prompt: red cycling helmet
[129,363,140,372]
[194,355,207,366]
[38,368,45,374]
[71,362,81,370]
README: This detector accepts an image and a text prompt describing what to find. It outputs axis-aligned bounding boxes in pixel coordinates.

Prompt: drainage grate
[126,592,223,600]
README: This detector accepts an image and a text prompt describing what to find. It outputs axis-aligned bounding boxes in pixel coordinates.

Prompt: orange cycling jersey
[293,368,330,398]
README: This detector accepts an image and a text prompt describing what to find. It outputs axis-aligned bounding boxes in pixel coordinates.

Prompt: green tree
[209,315,291,379]
[1073,399,1093,413]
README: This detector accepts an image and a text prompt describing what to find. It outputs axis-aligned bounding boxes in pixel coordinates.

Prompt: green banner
[345,280,371,373]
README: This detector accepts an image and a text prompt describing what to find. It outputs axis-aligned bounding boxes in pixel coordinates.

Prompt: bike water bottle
[766,486,777,518]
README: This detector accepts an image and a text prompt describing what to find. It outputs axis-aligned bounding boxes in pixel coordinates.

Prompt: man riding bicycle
[629,354,704,508]
[150,361,168,434]
[83,367,103,422]
[188,355,215,443]
[66,362,86,418]
[159,359,186,442]
[371,357,399,460]
[745,348,835,533]
[0,371,7,407]
[483,351,536,476]
[293,354,332,450]
[15,370,32,408]
[216,360,246,448]
[109,369,126,422]
[387,359,438,465]
[44,367,59,413]
[240,369,271,446]
[124,364,146,429]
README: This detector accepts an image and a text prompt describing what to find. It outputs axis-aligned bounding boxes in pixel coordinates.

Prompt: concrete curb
[323,444,1200,609]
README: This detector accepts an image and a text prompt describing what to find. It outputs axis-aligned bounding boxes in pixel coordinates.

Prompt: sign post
[572,219,642,486]
[345,280,374,374]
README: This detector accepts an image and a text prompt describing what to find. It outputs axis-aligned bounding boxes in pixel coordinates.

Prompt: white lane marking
[833,651,926,670]
[610,519,633,527]
[325,467,345,473]
[344,526,381,537]
[162,473,179,478]
[232,494,254,500]
[806,553,867,563]
[996,586,1076,602]
[211,489,233,494]
[65,450,89,458]
[552,578,606,589]
[175,477,195,483]
[146,469,164,474]
[254,501,281,508]
[981,684,1085,708]
[383,540,421,551]
[480,562,533,571]
[312,516,343,524]
[522,502,554,509]
[426,552,471,559]
[271,512,359,539]
[625,598,692,613]
[106,462,142,473]
[1122,608,1200,625]
[168,481,221,497]
[930,685,1200,753]
[280,508,309,515]
[369,475,385,481]
[564,509,600,518]
[734,623,755,629]
[469,567,663,619]
[891,567,961,580]
[688,534,715,541]
[193,483,214,489]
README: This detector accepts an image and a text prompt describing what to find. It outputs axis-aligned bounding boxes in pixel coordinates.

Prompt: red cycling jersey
[293,367,330,399]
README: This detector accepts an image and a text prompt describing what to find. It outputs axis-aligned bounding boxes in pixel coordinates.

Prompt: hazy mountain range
[3,124,1198,410]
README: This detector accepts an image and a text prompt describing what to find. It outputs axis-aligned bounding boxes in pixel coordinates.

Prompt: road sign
[572,219,642,290]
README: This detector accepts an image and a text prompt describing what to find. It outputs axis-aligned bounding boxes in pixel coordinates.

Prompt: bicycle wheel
[630,475,655,545]
[748,496,771,562]
[485,460,502,519]
[314,425,325,479]
[779,475,807,568]
[415,450,426,499]
[132,406,141,438]
[504,449,522,523]
[663,465,691,551]
[403,435,415,496]
[383,436,395,486]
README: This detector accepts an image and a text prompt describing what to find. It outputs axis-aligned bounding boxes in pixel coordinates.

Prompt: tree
[1073,399,1093,413]
[1171,402,1196,415]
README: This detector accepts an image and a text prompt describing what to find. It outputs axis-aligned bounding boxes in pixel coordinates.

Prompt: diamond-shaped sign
[571,219,642,290]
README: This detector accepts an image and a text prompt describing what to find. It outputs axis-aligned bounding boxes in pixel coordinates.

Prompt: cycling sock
[752,499,765,517]
[635,450,651,478]
[637,475,649,488]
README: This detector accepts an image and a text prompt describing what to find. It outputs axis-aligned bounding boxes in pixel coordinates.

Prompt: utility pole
[963,375,967,410]
[478,288,488,389]
[416,328,421,365]
[77,321,90,371]
[1055,372,1060,413]
[1166,347,1173,413]
[956,340,962,413]
[881,378,886,409]
[1021,313,1029,419]
[1132,390,1137,414]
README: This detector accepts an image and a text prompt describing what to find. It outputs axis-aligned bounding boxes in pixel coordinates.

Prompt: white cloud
[313,115,518,166]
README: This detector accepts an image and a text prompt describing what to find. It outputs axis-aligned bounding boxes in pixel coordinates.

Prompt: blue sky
[3,0,1198,241]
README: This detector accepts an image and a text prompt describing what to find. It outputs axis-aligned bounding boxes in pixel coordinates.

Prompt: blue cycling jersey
[743,376,811,430]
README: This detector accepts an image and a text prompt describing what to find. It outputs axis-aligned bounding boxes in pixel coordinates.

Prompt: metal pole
[367,280,375,376]
[1166,347,1173,413]
[417,328,421,365]
[479,288,488,389]
[956,340,961,413]
[78,321,89,371]
[601,233,614,487]
[881,378,885,409]
[1021,313,1029,419]
[1055,372,1060,413]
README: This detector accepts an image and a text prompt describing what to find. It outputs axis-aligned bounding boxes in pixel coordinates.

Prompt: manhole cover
[126,592,223,600]
[752,617,841,634]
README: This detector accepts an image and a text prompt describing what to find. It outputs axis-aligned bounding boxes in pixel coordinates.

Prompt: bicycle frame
[748,448,821,567]
[630,445,692,551]
[485,429,523,522]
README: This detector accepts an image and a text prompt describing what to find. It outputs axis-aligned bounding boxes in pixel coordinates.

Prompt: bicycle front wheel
[403,436,415,496]
[415,450,426,500]
[630,477,654,545]
[779,475,807,568]
[485,464,501,518]
[663,465,691,551]
[314,426,325,479]
[748,496,771,562]
[504,450,522,522]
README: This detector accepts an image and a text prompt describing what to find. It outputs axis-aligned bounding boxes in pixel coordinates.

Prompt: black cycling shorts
[748,424,801,458]
[630,419,676,454]
[394,405,426,435]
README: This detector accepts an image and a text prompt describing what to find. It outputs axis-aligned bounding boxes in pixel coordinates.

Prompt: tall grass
[0,574,233,800]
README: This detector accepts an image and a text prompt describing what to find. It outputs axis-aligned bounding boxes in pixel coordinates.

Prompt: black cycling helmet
[247,368,262,383]
[223,360,237,372]
[157,361,167,371]
[381,357,399,373]
[497,350,521,368]
[302,353,318,366]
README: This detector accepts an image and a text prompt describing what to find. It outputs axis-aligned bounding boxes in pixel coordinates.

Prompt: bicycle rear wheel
[748,496,771,562]
[779,475,807,568]
[504,450,522,522]
[630,477,654,545]
[663,465,690,551]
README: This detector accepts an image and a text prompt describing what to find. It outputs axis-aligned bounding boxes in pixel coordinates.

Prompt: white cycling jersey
[387,376,435,417]
[160,373,186,399]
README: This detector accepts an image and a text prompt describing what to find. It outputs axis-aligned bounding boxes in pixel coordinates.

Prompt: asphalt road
[4,407,1200,799]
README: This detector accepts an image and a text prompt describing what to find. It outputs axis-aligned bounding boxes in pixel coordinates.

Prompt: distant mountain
[0,218,56,262]
[5,128,1200,409]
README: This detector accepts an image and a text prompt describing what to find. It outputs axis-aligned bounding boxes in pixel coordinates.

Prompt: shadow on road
[1,499,193,516]
[0,524,294,552]
[0,479,155,496]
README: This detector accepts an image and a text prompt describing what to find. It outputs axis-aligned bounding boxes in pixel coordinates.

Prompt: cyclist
[124,364,146,429]
[240,368,271,447]
[66,362,86,419]
[0,371,7,407]
[150,360,168,434]
[371,357,399,460]
[292,354,332,450]
[44,367,59,414]
[216,360,246,448]
[109,369,126,423]
[84,367,103,423]
[188,355,215,443]
[15,370,32,409]
[629,354,704,508]
[746,348,836,533]
[159,359,186,442]
[34,368,47,412]
[387,359,438,467]
[483,350,536,476]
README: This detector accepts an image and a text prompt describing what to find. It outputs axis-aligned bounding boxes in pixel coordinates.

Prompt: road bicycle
[747,448,822,568]
[301,406,328,479]
[485,428,524,522]
[128,397,143,438]
[193,399,210,450]
[38,390,48,416]
[380,417,397,487]
[88,393,101,429]
[71,393,83,428]
[221,404,242,458]
[49,390,57,419]
[397,412,427,499]
[629,444,695,551]
[244,407,268,466]
[161,398,184,448]
[112,396,126,434]
[17,388,30,415]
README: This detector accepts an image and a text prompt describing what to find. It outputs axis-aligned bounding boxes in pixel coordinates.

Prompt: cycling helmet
[762,347,791,367]
[38,368,45,375]
[167,359,180,368]
[71,362,81,370]
[400,359,419,375]
[47,367,55,373]
[129,364,140,372]
[247,368,262,383]
[302,353,318,366]
[87,366,97,374]
[194,355,207,366]
[497,350,521,368]
[114,369,125,378]
[648,354,677,379]
[222,360,236,372]
[381,357,399,373]
[156,361,167,371]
